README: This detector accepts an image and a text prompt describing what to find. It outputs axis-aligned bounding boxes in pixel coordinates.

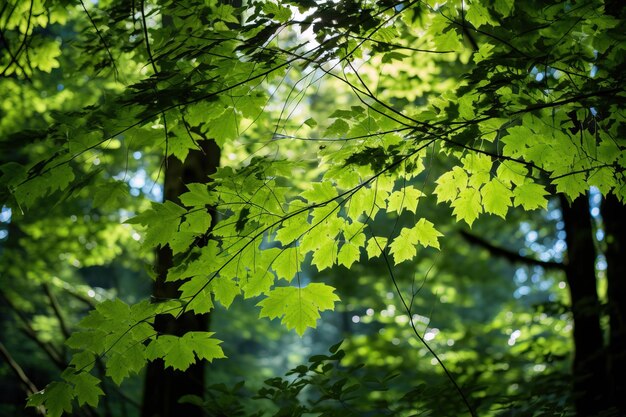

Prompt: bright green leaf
[389,227,417,264]
[386,186,424,215]
[513,182,548,210]
[337,241,361,268]
[257,283,340,336]
[481,180,512,218]
[366,236,388,259]
[413,218,443,249]
[451,187,482,226]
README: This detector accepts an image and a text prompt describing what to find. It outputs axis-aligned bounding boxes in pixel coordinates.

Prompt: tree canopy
[0,0,625,416]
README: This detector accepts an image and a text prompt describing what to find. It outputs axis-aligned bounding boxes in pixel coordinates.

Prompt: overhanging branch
[460,230,564,271]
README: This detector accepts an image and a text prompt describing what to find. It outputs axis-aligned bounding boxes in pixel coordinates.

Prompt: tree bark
[141,140,220,417]
[560,195,607,416]
[602,194,626,413]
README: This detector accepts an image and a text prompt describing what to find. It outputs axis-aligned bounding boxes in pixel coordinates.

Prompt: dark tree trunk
[141,140,220,417]
[560,195,608,416]
[602,194,626,413]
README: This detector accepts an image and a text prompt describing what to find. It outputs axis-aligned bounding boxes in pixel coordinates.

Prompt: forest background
[0,0,625,416]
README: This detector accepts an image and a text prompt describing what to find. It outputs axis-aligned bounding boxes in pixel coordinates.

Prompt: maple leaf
[366,236,388,259]
[513,182,548,210]
[481,180,513,218]
[386,186,424,214]
[388,219,442,264]
[257,284,340,336]
[71,372,105,407]
[145,332,225,371]
[452,187,482,226]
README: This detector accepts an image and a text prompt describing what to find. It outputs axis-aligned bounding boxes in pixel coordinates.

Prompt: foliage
[0,0,624,416]
[175,341,574,417]
[178,342,401,417]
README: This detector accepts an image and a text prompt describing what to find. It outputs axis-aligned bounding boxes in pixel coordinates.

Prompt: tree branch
[460,230,564,270]
[0,291,66,368]
[43,283,71,339]
[0,342,45,415]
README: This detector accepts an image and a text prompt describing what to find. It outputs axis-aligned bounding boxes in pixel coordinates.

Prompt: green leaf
[494,0,514,16]
[15,164,75,209]
[244,264,276,297]
[451,187,482,226]
[366,236,388,259]
[93,181,129,210]
[181,210,212,235]
[26,390,45,410]
[168,132,198,162]
[496,163,527,186]
[553,172,588,200]
[588,167,615,195]
[276,211,311,245]
[231,91,262,119]
[337,241,361,268]
[126,201,186,248]
[388,219,443,264]
[311,235,337,271]
[214,4,240,23]
[389,227,417,264]
[466,2,496,28]
[106,342,146,385]
[0,162,26,188]
[435,29,463,51]
[69,351,96,371]
[513,182,548,210]
[211,275,240,309]
[257,283,340,336]
[263,1,292,22]
[481,180,512,218]
[347,185,387,219]
[71,372,104,407]
[302,181,337,203]
[501,126,531,158]
[208,108,239,147]
[180,183,216,207]
[30,39,61,72]
[382,51,409,63]
[66,330,104,353]
[386,186,424,215]
[183,332,226,362]
[413,218,443,249]
[458,94,477,119]
[157,336,196,370]
[272,247,301,281]
[67,301,153,386]
[179,276,215,314]
[473,43,495,63]
[462,153,492,188]
[40,382,74,417]
[324,119,350,137]
[434,167,467,203]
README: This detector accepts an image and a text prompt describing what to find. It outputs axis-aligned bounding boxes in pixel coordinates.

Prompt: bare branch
[0,342,45,415]
[460,230,564,270]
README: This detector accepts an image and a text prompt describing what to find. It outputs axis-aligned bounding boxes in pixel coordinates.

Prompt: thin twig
[43,283,71,339]
[0,292,65,368]
[0,342,45,415]
[79,0,119,79]
[371,233,478,417]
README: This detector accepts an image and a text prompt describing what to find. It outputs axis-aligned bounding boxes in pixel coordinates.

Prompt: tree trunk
[602,194,626,413]
[560,195,607,416]
[141,140,220,417]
